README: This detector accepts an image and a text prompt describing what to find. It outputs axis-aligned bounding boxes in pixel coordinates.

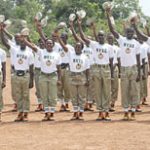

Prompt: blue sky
[139,0,150,16]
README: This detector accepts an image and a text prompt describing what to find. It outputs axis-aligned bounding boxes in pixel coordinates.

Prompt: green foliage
[0,0,149,45]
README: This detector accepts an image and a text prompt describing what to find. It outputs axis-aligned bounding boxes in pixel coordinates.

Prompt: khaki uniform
[70,72,87,112]
[111,67,119,104]
[11,71,17,103]
[0,75,3,112]
[39,72,57,112]
[14,73,30,112]
[140,63,148,100]
[57,67,71,103]
[120,66,139,108]
[93,65,111,112]
[34,68,42,104]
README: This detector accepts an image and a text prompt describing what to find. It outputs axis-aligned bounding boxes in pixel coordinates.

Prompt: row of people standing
[0,9,150,122]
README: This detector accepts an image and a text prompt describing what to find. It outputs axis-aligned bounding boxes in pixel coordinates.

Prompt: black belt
[61,63,69,69]
[35,67,41,70]
[15,70,29,76]
[41,72,57,76]
[70,72,84,76]
[95,64,109,68]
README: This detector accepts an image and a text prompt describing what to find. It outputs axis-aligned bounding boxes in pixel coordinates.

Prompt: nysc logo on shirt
[73,59,83,70]
[96,48,107,59]
[46,60,51,66]
[124,43,134,54]
[17,54,27,65]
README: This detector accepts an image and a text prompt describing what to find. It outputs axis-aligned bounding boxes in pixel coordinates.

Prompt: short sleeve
[56,54,62,65]
[116,34,124,46]
[109,46,114,58]
[146,37,150,46]
[29,52,34,65]
[1,51,6,62]
[89,40,97,50]
[135,41,140,55]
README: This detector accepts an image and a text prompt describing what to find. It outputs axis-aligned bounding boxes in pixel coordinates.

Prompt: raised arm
[0,25,10,49]
[55,31,68,52]
[144,25,150,37]
[132,23,148,42]
[34,18,47,41]
[105,9,119,39]
[69,20,85,44]
[90,22,98,41]
[22,36,38,52]
[77,18,90,45]
[3,26,13,40]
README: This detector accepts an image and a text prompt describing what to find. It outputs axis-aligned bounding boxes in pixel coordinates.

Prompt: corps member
[34,38,45,112]
[106,9,141,120]
[107,33,120,112]
[24,38,62,121]
[0,26,6,122]
[0,24,20,111]
[69,20,95,111]
[77,18,114,121]
[57,31,90,120]
[1,29,34,121]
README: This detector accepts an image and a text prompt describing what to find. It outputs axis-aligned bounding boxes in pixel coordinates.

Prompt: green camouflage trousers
[140,64,148,99]
[93,65,111,112]
[0,75,3,112]
[86,65,95,103]
[14,73,30,112]
[120,65,139,109]
[34,68,42,104]
[11,71,17,103]
[39,72,57,113]
[111,67,119,104]
[69,72,87,112]
[57,68,71,103]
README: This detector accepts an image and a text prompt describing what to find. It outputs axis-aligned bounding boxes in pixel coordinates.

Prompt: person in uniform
[136,38,148,112]
[34,38,45,111]
[1,24,21,111]
[24,38,62,121]
[0,25,6,122]
[69,20,95,111]
[107,33,120,112]
[57,31,90,120]
[1,28,34,121]
[106,9,141,120]
[77,18,114,121]
[56,32,74,111]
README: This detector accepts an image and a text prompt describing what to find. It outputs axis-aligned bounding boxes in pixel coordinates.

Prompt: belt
[70,71,85,76]
[95,64,109,68]
[15,70,29,76]
[121,65,137,69]
[61,63,69,69]
[35,67,41,70]
[41,71,57,76]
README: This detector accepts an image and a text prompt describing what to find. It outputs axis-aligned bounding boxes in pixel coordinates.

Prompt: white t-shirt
[68,50,90,72]
[34,46,44,68]
[146,37,150,46]
[117,35,140,67]
[82,45,94,65]
[8,38,19,65]
[53,42,74,64]
[13,47,34,71]
[112,45,120,64]
[37,49,61,74]
[140,42,150,64]
[0,48,6,70]
[89,41,114,65]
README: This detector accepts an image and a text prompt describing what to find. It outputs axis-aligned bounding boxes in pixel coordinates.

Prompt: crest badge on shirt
[18,58,23,64]
[60,52,65,57]
[76,63,82,70]
[98,53,103,59]
[46,60,51,66]
[125,48,131,54]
